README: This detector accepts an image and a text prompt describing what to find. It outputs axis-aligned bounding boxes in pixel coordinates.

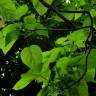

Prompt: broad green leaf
[48,48,61,63]
[55,37,67,46]
[37,69,50,83]
[56,57,70,74]
[67,29,86,41]
[41,48,61,73]
[35,23,48,36]
[77,81,89,96]
[24,14,48,37]
[0,24,20,54]
[42,48,61,64]
[24,14,36,30]
[84,68,95,82]
[13,70,38,90]
[70,55,82,65]
[90,9,96,17]
[60,5,75,20]
[15,4,28,20]
[62,13,74,20]
[21,45,43,73]
[0,0,16,20]
[67,29,86,48]
[79,0,86,6]
[80,49,96,68]
[31,0,53,15]
[88,49,96,68]
[74,13,82,20]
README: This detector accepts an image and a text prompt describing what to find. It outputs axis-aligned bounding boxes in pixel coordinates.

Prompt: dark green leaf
[0,24,20,54]
[77,81,89,96]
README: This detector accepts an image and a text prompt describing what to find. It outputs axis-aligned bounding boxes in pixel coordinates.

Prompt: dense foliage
[0,0,96,96]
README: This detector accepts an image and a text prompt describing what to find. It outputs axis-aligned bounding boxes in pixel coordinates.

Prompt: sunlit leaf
[67,29,86,48]
[21,45,43,73]
[74,13,82,20]
[13,70,38,90]
[31,0,53,15]
[0,0,16,20]
[84,68,95,82]
[24,14,36,30]
[55,37,67,46]
[15,4,28,20]
[90,9,96,18]
[41,48,60,73]
[56,57,70,74]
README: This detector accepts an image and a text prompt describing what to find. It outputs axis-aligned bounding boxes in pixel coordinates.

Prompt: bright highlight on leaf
[21,45,43,73]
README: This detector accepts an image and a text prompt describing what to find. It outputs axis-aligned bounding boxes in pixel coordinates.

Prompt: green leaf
[84,68,95,82]
[62,13,74,20]
[31,0,53,15]
[90,9,96,18]
[0,0,16,20]
[21,45,43,73]
[41,48,61,74]
[56,57,70,75]
[24,14,48,36]
[55,37,67,46]
[13,70,38,90]
[0,24,20,54]
[48,48,61,63]
[77,81,89,96]
[80,49,96,68]
[24,14,36,30]
[37,69,50,83]
[67,29,86,48]
[37,86,48,96]
[15,4,28,20]
[74,13,82,20]
[35,23,48,37]
[88,49,96,68]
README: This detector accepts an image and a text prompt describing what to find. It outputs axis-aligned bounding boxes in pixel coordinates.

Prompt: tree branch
[38,0,76,29]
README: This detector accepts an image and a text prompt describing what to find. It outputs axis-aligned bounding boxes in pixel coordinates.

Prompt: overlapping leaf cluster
[0,0,96,96]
